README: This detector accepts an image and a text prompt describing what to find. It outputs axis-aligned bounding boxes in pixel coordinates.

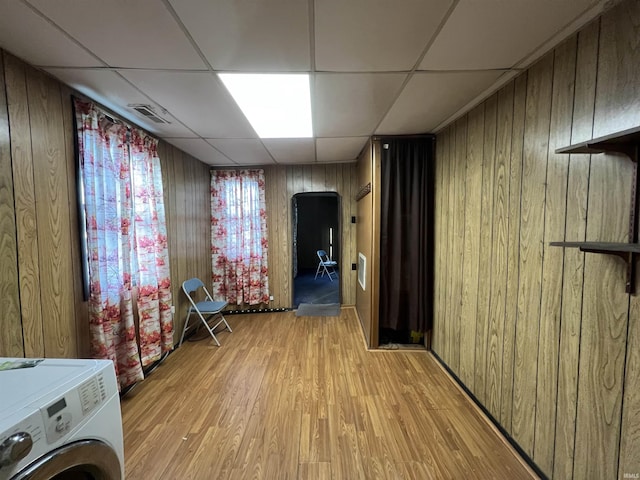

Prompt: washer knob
[0,432,33,467]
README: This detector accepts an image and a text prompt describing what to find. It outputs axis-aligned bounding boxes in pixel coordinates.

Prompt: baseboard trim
[224,307,292,315]
[429,351,546,480]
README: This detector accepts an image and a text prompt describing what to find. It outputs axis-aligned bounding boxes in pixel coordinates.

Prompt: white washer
[0,358,124,480]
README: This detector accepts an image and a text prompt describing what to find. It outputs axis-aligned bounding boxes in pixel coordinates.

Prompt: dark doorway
[292,193,340,308]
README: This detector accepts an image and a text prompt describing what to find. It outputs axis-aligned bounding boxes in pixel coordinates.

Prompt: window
[74,98,173,389]
[210,169,270,305]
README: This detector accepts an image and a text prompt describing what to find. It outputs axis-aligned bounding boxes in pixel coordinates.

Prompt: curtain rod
[73,94,127,126]
[72,94,157,140]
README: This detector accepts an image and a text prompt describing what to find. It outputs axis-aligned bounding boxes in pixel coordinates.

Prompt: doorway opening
[292,192,340,308]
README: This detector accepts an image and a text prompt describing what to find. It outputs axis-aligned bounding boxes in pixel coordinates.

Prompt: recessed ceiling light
[218,73,313,139]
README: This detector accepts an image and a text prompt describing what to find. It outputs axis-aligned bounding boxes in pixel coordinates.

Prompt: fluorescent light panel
[219,73,312,138]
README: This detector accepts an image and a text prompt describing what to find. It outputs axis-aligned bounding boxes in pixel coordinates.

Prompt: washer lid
[0,358,100,420]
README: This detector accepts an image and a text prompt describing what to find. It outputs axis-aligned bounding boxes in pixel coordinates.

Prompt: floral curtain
[130,129,173,365]
[75,99,173,389]
[211,169,269,305]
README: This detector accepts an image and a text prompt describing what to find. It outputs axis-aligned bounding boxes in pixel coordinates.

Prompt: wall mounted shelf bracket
[551,126,640,293]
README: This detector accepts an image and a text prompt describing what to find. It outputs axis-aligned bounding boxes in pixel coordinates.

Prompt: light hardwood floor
[120,308,538,479]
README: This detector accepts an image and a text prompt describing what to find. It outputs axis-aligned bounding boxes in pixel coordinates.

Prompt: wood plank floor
[120,308,538,479]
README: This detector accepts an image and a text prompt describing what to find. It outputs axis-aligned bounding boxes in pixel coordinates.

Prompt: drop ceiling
[0,0,609,166]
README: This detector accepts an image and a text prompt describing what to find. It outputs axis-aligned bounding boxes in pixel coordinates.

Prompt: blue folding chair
[314,250,338,281]
[179,278,231,347]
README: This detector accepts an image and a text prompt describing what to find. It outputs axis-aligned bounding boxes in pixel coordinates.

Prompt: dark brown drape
[379,138,434,335]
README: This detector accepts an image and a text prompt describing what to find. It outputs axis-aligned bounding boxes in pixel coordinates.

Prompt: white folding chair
[314,249,338,281]
[179,278,231,347]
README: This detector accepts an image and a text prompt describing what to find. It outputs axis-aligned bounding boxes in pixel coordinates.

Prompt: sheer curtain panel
[130,128,173,365]
[75,98,173,389]
[211,169,270,305]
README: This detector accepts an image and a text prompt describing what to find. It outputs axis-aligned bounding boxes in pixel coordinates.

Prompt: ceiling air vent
[128,104,170,124]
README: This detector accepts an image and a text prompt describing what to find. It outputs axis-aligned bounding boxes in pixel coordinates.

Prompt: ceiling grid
[0,0,610,165]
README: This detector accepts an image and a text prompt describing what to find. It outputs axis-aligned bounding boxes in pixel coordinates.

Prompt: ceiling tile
[207,139,274,165]
[45,68,195,138]
[314,73,406,137]
[28,0,205,69]
[0,0,604,167]
[164,138,234,166]
[377,71,505,134]
[315,0,453,71]
[316,137,369,163]
[420,0,597,70]
[168,0,310,71]
[0,2,102,67]
[262,139,316,164]
[119,71,256,139]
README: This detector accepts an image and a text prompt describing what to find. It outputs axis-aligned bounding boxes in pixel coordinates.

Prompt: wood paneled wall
[0,51,212,358]
[158,142,211,344]
[0,52,22,358]
[354,140,381,348]
[1,51,86,359]
[355,142,373,346]
[433,1,640,478]
[263,163,358,309]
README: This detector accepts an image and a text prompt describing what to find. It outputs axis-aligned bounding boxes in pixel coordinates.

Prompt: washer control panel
[40,372,106,444]
[43,397,72,443]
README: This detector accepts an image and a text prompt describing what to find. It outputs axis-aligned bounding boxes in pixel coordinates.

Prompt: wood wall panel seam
[456,118,468,372]
[440,129,451,364]
[532,38,577,476]
[474,94,498,406]
[511,54,554,456]
[0,50,24,357]
[60,85,89,358]
[432,133,444,355]
[459,103,485,392]
[502,73,528,435]
[486,84,515,421]
[26,68,77,357]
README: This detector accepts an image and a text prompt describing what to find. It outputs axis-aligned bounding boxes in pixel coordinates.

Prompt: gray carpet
[295,303,341,317]
[293,268,339,307]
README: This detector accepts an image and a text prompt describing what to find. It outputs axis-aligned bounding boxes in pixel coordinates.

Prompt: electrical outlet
[269,295,274,301]
[171,305,176,314]
[352,263,357,270]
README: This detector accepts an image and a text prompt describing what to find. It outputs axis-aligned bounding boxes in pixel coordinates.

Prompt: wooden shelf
[549,242,639,293]
[556,125,640,156]
[554,127,640,293]
[549,241,640,254]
